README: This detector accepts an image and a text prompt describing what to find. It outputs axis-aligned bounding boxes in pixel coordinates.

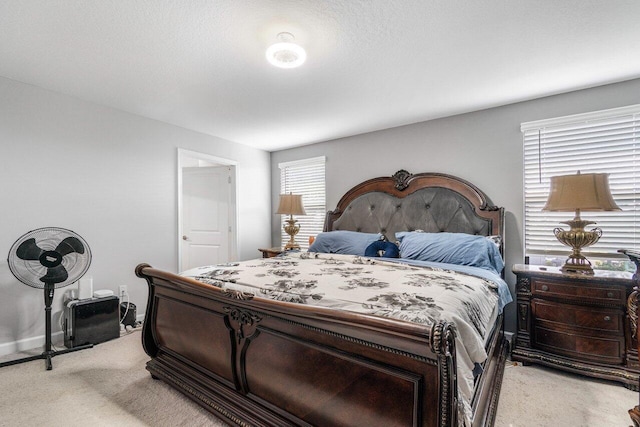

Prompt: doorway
[177,149,238,272]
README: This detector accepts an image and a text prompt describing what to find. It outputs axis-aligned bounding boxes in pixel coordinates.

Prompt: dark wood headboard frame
[324,170,505,258]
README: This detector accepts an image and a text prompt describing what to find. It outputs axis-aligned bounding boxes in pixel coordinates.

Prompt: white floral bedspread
[182,252,501,426]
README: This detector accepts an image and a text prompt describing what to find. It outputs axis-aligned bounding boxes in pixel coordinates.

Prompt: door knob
[182,235,188,241]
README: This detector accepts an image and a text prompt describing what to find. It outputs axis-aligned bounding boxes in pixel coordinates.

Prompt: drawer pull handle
[541,285,549,291]
[604,316,611,322]
[606,292,614,298]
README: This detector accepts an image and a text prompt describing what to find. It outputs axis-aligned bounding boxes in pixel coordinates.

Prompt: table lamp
[542,171,620,274]
[276,193,306,250]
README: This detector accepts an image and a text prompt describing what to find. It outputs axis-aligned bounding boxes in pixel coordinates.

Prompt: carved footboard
[136,264,463,427]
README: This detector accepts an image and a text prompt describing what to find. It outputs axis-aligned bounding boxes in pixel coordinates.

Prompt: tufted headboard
[324,170,505,257]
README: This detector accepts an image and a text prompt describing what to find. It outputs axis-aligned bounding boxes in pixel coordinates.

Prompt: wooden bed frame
[624,250,640,426]
[136,170,509,427]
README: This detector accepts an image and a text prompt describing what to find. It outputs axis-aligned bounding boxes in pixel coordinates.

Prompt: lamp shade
[276,194,306,215]
[542,172,620,212]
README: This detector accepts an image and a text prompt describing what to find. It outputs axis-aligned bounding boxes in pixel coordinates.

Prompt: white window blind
[279,156,326,250]
[522,105,639,258]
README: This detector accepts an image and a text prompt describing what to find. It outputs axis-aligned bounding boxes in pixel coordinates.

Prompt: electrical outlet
[119,285,127,298]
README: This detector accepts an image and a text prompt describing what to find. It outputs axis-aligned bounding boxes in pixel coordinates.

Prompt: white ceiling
[1,1,639,152]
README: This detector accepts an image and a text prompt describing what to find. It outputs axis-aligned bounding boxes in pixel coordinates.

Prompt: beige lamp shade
[276,194,306,216]
[542,172,620,212]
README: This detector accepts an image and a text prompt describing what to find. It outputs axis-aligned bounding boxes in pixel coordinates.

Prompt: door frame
[177,148,238,272]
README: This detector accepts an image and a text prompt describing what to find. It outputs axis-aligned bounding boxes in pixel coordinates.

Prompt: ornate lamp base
[283,241,300,251]
[560,254,595,274]
[554,218,602,275]
[283,216,300,251]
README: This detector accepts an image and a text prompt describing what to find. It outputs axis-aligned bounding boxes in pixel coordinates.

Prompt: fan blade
[16,238,45,260]
[55,237,85,256]
[41,264,68,284]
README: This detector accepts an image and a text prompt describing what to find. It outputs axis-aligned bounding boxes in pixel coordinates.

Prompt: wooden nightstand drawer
[531,278,624,305]
[534,326,624,364]
[533,299,623,333]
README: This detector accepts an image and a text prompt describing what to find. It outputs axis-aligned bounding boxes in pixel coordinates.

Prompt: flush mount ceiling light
[266,32,306,69]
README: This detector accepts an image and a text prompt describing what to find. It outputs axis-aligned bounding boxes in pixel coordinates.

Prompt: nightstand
[258,247,284,258]
[512,264,639,389]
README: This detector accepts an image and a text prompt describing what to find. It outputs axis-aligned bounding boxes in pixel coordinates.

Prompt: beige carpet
[0,330,636,426]
[497,361,636,427]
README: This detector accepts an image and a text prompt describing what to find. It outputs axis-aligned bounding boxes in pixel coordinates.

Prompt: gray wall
[271,77,640,333]
[0,77,271,354]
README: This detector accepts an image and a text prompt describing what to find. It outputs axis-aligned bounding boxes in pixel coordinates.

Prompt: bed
[136,170,511,427]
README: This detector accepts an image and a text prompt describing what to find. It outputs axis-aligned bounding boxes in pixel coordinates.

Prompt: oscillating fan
[2,227,93,370]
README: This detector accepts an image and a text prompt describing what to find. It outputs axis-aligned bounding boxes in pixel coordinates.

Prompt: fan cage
[7,227,92,289]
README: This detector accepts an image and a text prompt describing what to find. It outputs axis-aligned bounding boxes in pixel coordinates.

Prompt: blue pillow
[308,231,382,256]
[364,240,400,258]
[396,231,504,274]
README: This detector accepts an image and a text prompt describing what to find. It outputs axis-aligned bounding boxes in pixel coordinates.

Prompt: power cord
[119,290,130,324]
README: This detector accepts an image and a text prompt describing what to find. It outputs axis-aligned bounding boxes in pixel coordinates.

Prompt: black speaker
[120,302,136,327]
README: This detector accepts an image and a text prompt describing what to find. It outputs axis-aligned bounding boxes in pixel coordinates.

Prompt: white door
[181,166,231,270]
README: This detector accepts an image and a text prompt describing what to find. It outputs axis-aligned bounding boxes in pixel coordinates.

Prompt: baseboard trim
[0,331,64,357]
[1,314,146,358]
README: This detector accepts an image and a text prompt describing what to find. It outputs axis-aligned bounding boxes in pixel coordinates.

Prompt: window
[279,156,326,250]
[522,105,639,269]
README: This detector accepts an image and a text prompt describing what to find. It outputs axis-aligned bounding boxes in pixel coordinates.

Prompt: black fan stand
[0,282,93,370]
